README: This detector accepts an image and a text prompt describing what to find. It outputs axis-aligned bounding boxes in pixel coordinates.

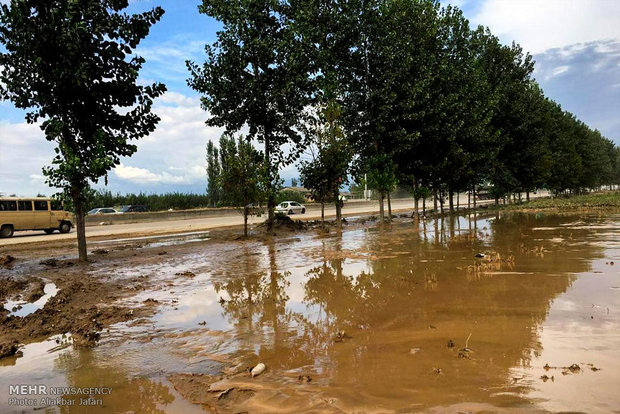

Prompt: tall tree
[299,101,351,227]
[0,0,166,261]
[206,140,221,207]
[188,0,313,228]
[218,134,265,236]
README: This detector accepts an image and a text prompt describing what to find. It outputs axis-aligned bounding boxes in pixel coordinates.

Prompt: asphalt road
[0,193,546,246]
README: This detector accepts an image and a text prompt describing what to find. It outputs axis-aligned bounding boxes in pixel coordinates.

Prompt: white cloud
[0,121,57,196]
[108,91,223,189]
[114,164,186,184]
[470,0,620,53]
[549,65,570,79]
[0,90,223,195]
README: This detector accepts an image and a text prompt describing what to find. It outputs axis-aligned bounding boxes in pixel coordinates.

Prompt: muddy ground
[0,216,350,360]
[1,211,619,413]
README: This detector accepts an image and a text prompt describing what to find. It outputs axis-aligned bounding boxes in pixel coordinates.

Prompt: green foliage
[275,190,306,205]
[206,140,221,207]
[506,192,620,210]
[300,101,352,206]
[188,0,314,223]
[0,0,165,260]
[218,134,265,208]
[85,190,209,212]
[218,134,266,235]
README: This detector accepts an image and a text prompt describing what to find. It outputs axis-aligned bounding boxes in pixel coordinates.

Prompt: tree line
[190,0,618,227]
[1,0,618,260]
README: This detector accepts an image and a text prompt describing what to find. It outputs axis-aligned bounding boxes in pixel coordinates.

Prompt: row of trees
[1,0,618,259]
[190,0,618,226]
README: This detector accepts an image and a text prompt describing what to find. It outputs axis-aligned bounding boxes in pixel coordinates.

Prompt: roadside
[0,192,552,247]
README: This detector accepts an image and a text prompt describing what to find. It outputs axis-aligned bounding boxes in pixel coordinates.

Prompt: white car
[87,207,118,215]
[276,201,306,215]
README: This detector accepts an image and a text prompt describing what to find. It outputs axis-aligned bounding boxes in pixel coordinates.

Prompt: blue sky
[1,0,619,196]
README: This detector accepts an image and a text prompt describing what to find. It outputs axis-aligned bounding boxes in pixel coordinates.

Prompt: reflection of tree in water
[54,348,174,413]
[212,242,295,367]
[210,213,606,409]
[299,213,605,407]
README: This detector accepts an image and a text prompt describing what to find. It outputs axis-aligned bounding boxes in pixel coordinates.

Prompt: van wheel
[288,209,293,215]
[301,208,306,214]
[59,222,71,234]
[0,225,14,238]
[44,229,55,235]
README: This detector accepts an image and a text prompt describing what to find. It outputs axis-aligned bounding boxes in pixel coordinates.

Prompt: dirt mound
[0,275,153,359]
[0,255,16,266]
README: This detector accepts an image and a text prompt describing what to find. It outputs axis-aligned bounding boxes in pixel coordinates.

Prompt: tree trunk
[473,186,477,209]
[468,191,471,209]
[265,135,275,229]
[387,191,392,220]
[448,188,454,213]
[456,192,460,211]
[422,197,426,218]
[72,186,88,262]
[379,192,385,223]
[433,188,438,213]
[335,191,342,229]
[321,202,325,225]
[413,178,419,221]
[439,189,444,215]
[526,190,530,202]
[244,207,249,237]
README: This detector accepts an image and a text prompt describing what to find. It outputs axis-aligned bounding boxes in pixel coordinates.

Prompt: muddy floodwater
[1,212,619,413]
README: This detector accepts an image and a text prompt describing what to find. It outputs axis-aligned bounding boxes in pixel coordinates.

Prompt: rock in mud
[0,255,16,266]
[298,375,312,383]
[92,249,109,255]
[24,280,46,302]
[40,258,59,267]
[251,363,266,378]
[175,271,196,278]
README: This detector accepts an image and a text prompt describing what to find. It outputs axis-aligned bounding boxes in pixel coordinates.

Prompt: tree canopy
[0,0,166,260]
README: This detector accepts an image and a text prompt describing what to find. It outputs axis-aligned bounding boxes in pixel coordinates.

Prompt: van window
[51,200,63,211]
[0,201,17,211]
[18,200,32,211]
[34,200,49,211]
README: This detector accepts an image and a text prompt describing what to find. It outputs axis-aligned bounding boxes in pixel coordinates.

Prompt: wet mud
[0,211,619,413]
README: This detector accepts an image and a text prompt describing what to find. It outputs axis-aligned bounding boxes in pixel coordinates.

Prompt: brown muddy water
[1,212,619,413]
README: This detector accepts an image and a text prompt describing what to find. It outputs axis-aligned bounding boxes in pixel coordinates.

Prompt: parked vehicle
[87,207,118,215]
[118,205,148,213]
[0,197,73,237]
[275,201,306,215]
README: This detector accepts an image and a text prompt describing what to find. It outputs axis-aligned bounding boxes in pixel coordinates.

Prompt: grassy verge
[504,191,620,211]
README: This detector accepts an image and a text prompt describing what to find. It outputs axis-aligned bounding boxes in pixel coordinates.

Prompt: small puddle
[92,231,210,246]
[3,283,59,317]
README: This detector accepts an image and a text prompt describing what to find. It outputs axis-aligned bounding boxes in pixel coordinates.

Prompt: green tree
[206,140,221,207]
[0,0,166,261]
[291,178,298,187]
[188,0,313,228]
[300,102,352,227]
[218,134,265,236]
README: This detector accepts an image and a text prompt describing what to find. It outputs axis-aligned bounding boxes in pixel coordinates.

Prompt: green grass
[506,191,620,210]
